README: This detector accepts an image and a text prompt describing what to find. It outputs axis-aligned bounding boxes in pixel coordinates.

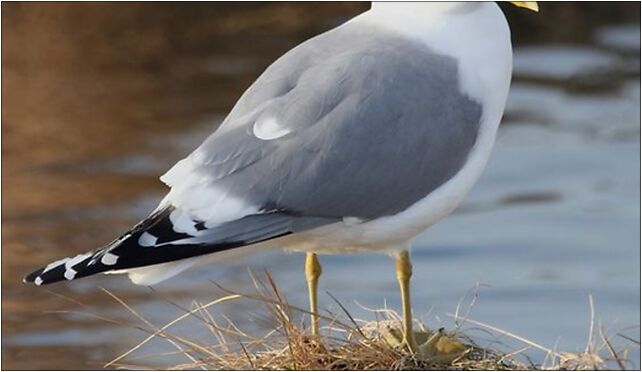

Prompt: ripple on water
[595,24,641,52]
[513,46,622,80]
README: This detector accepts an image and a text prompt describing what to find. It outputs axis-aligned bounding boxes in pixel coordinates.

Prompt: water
[3,4,640,370]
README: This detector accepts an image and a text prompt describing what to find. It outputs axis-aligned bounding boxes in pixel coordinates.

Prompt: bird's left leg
[305,252,322,336]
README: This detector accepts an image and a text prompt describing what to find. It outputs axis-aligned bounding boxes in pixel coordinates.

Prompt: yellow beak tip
[510,2,539,12]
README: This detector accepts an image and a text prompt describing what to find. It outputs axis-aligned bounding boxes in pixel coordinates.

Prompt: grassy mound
[56,272,635,370]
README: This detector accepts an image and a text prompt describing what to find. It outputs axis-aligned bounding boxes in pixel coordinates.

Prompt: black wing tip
[23,268,45,285]
[24,264,72,286]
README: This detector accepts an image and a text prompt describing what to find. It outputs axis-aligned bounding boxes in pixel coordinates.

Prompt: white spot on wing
[65,254,91,268]
[139,232,158,247]
[169,209,198,235]
[43,258,70,273]
[101,252,119,265]
[64,269,77,280]
[253,117,291,140]
[64,253,91,280]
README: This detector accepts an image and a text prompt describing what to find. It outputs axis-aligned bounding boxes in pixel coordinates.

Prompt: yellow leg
[396,250,417,353]
[305,252,322,336]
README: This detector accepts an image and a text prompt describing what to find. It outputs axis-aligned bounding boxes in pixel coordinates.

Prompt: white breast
[286,3,514,253]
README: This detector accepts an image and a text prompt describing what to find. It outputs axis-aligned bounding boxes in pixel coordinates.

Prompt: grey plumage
[177,22,483,220]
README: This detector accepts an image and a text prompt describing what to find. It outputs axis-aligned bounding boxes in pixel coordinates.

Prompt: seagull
[25,1,538,355]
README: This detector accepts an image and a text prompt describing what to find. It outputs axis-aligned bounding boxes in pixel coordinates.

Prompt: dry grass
[51,272,639,370]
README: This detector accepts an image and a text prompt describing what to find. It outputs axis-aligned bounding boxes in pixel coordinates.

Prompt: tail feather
[116,258,202,286]
[24,206,335,286]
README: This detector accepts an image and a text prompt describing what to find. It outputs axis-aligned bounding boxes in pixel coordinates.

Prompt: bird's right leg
[305,252,322,336]
[387,250,468,362]
[396,250,418,353]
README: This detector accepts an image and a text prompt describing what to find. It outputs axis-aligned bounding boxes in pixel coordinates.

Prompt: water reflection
[3,3,640,370]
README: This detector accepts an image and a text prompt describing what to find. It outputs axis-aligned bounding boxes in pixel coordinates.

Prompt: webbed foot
[383,327,469,364]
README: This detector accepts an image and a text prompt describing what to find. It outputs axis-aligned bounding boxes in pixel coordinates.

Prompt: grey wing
[165,23,483,222]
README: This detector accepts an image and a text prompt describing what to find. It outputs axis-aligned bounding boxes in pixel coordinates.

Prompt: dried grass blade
[326,291,367,339]
[447,313,560,357]
[616,333,640,345]
[600,324,626,370]
[586,294,596,354]
[104,294,240,367]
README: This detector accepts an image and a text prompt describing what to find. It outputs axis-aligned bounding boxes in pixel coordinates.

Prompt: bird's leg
[396,250,418,353]
[384,250,468,363]
[305,252,322,336]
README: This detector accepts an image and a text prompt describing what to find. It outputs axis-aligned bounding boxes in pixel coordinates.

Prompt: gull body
[25,2,523,306]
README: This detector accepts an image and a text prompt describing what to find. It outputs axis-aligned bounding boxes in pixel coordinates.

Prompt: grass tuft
[53,272,638,370]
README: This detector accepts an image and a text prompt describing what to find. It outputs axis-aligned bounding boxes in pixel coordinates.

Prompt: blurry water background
[2,3,640,370]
